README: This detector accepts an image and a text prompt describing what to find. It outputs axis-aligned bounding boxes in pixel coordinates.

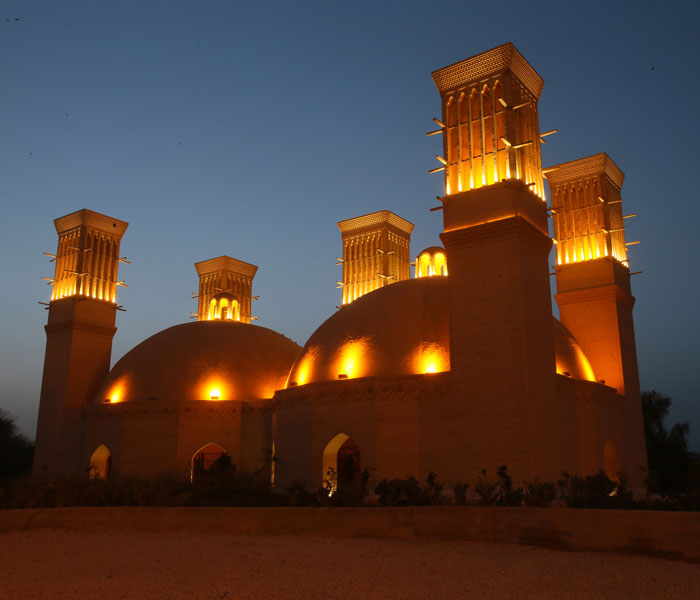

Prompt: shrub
[556,470,634,509]
[523,479,556,507]
[374,472,446,506]
[451,481,469,505]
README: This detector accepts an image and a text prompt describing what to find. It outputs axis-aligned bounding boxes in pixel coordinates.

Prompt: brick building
[33,43,648,493]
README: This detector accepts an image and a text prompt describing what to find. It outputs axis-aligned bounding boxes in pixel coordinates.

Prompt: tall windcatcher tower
[430,42,546,200]
[433,44,561,481]
[34,209,128,480]
[195,256,258,323]
[546,153,640,397]
[337,210,414,305]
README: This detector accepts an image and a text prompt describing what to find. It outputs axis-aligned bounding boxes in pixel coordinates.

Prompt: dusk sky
[1,0,698,448]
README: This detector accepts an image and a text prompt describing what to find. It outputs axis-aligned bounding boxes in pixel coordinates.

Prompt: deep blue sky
[2,1,698,448]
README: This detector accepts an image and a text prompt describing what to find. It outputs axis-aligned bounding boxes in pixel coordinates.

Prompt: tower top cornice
[337,210,414,235]
[431,42,544,99]
[54,209,129,237]
[544,153,625,190]
[194,255,258,279]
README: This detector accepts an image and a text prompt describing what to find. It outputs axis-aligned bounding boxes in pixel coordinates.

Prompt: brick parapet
[556,285,635,310]
[441,214,552,255]
[273,372,453,411]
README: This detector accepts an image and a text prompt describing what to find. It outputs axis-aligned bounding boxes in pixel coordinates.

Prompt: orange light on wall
[287,347,320,388]
[417,343,449,375]
[106,380,126,403]
[198,377,231,401]
[294,357,312,387]
[555,349,596,383]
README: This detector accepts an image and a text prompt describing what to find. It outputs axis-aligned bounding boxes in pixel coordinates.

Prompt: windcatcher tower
[195,256,258,323]
[337,210,414,304]
[546,153,640,397]
[34,209,128,480]
[433,43,561,481]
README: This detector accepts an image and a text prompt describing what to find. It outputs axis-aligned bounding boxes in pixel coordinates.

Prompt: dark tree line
[642,390,699,496]
[0,409,34,481]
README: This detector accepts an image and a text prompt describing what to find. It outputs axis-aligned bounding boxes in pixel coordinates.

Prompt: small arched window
[89,444,111,480]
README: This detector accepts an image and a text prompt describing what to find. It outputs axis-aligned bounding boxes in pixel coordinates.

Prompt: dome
[96,321,301,404]
[287,277,595,386]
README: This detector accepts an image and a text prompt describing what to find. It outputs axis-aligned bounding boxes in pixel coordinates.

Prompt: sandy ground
[1,530,699,599]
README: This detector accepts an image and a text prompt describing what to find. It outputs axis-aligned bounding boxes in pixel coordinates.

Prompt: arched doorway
[191,442,228,481]
[89,444,111,480]
[322,433,360,494]
[603,440,620,483]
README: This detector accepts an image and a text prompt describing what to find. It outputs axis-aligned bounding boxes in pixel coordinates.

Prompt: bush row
[2,463,698,511]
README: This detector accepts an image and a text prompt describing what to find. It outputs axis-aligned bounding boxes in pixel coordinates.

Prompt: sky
[1,0,699,448]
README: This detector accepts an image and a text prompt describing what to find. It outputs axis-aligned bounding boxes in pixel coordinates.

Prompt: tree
[642,390,698,495]
[0,409,34,480]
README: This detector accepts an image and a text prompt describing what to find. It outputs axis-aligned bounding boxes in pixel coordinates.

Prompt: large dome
[287,277,595,386]
[96,321,301,404]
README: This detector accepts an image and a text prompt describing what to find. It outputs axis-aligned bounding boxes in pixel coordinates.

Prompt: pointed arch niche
[322,433,360,493]
[191,442,228,481]
[89,444,112,480]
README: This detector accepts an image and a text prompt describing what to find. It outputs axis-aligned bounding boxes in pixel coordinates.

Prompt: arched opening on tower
[603,440,620,483]
[417,253,431,277]
[191,442,228,481]
[322,433,360,494]
[89,444,112,480]
[434,252,447,275]
[230,299,240,321]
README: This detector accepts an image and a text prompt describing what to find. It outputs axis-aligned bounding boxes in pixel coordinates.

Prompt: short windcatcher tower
[195,256,258,323]
[337,210,413,305]
[547,153,639,397]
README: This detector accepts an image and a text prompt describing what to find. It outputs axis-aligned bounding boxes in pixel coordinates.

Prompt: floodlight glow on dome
[106,382,124,404]
[200,377,230,401]
[418,343,449,375]
[337,339,369,380]
[293,358,311,387]
[556,345,598,381]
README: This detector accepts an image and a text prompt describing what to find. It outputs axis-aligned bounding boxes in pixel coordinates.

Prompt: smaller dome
[96,321,300,404]
[417,246,445,256]
[553,320,596,382]
[416,246,447,277]
[288,278,450,386]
